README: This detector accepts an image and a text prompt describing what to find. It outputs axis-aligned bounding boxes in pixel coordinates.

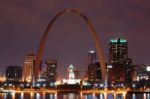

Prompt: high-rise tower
[109,38,128,64]
[22,53,36,82]
[108,38,132,84]
[88,51,102,83]
[88,50,97,63]
[45,59,57,82]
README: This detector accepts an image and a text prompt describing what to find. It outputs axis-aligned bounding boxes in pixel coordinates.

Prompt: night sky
[0,0,150,78]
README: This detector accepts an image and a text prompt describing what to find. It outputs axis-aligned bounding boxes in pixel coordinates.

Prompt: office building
[45,59,57,82]
[108,38,132,84]
[88,62,102,83]
[88,50,97,63]
[22,53,36,82]
[87,51,102,83]
[6,66,22,82]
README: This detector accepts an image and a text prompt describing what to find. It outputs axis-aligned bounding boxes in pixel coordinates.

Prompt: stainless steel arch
[34,9,106,82]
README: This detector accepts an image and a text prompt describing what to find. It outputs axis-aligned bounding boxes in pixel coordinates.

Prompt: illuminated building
[45,59,57,82]
[147,65,150,79]
[109,38,128,64]
[134,65,149,81]
[88,51,102,83]
[0,74,6,82]
[22,53,36,82]
[108,38,132,84]
[63,64,80,84]
[6,66,22,82]
[68,64,75,79]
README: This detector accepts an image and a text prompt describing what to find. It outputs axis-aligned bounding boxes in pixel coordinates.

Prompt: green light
[110,39,117,43]
[120,39,127,42]
[110,38,127,43]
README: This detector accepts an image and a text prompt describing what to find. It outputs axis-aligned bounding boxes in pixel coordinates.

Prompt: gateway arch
[34,9,106,82]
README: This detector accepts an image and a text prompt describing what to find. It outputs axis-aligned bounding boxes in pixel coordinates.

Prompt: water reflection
[107,93,114,99]
[0,92,149,99]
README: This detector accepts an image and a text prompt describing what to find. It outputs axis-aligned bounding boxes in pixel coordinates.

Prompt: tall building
[88,50,97,63]
[22,53,36,82]
[109,38,128,64]
[88,62,102,83]
[45,59,57,82]
[87,51,102,83]
[108,38,132,84]
[6,66,22,82]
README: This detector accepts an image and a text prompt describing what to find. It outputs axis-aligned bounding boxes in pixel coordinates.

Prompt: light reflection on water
[0,92,149,99]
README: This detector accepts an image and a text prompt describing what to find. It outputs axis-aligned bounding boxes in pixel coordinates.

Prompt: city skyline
[0,1,150,78]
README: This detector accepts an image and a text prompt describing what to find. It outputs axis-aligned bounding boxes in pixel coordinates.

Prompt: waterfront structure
[34,9,106,82]
[22,53,36,82]
[6,66,22,82]
[108,38,132,84]
[45,59,57,82]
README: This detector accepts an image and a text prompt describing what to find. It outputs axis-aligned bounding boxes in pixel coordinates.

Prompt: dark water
[0,92,149,99]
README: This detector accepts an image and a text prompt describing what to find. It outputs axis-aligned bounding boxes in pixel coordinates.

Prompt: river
[0,92,149,99]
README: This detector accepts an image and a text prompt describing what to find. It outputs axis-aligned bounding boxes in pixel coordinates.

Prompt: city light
[0,7,149,99]
[146,66,150,71]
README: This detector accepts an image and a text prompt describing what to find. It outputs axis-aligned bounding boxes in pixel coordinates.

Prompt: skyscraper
[22,53,36,82]
[45,59,57,82]
[6,66,22,82]
[88,50,97,63]
[88,62,102,83]
[109,38,128,64]
[108,38,132,84]
[88,51,102,83]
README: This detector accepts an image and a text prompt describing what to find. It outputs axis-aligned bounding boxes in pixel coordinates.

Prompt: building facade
[6,66,22,82]
[108,38,132,84]
[87,51,102,83]
[88,62,102,83]
[22,53,36,82]
[45,59,57,82]
[88,50,97,63]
